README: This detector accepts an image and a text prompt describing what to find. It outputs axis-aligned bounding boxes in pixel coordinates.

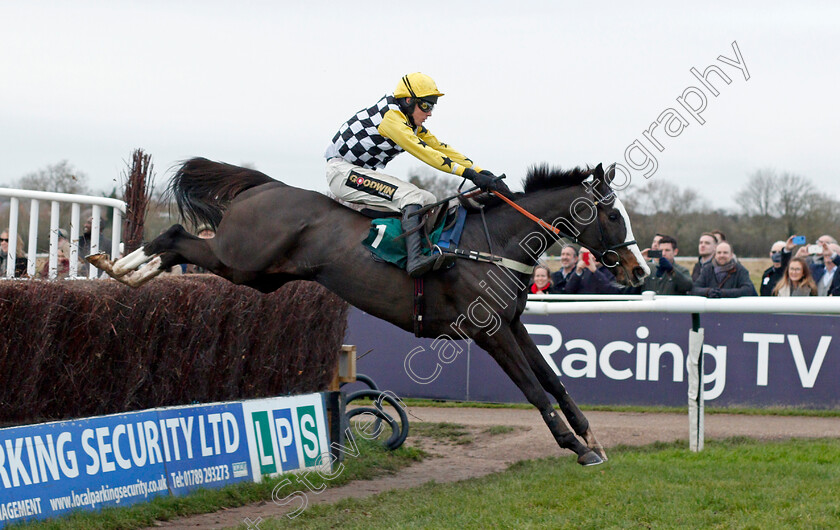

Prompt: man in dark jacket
[641,235,693,295]
[549,245,578,294]
[691,232,717,282]
[564,250,623,294]
[691,241,757,297]
[760,237,794,296]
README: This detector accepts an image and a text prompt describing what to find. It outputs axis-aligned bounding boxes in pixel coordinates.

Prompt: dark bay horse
[90,158,649,466]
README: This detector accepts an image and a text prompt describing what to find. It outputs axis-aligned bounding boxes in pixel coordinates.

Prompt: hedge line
[0,276,348,426]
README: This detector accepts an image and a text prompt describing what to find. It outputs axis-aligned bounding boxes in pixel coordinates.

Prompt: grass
[409,422,474,445]
[13,434,426,530]
[398,398,840,417]
[263,437,840,529]
[482,425,518,436]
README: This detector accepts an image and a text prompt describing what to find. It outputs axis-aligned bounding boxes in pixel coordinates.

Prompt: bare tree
[735,169,777,217]
[621,179,706,216]
[776,172,817,235]
[16,160,90,195]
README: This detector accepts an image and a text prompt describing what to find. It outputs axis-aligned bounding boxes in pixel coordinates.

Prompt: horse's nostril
[633,266,646,280]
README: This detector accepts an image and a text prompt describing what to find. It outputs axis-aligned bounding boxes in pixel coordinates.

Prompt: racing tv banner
[0,393,330,526]
[346,308,840,409]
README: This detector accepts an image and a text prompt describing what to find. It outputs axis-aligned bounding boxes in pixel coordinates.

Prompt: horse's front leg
[474,327,603,466]
[511,319,607,461]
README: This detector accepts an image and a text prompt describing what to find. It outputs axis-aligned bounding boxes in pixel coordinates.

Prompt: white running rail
[1,188,126,279]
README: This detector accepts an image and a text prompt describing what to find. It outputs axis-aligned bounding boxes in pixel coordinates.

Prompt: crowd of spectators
[528,230,840,298]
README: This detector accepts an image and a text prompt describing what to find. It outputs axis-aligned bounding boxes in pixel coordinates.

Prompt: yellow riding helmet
[394,72,445,99]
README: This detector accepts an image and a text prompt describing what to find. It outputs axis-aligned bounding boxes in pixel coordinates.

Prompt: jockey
[325,72,510,278]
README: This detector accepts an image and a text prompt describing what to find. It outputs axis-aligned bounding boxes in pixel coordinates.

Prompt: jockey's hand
[481,170,512,196]
[464,168,510,196]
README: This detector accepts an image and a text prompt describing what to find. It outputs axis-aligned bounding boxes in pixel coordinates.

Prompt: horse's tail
[169,157,281,229]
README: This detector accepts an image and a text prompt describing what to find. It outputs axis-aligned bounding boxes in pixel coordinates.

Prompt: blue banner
[346,308,840,409]
[0,393,330,526]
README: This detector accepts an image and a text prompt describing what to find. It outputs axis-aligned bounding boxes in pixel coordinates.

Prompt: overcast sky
[2,1,838,210]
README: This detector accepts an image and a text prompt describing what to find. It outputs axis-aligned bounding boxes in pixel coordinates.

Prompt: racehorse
[89,158,649,466]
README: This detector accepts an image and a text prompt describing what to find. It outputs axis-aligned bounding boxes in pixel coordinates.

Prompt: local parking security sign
[241,394,331,479]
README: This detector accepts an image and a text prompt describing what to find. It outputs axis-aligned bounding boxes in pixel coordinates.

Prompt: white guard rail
[1,188,126,279]
[525,292,840,315]
[524,292,840,452]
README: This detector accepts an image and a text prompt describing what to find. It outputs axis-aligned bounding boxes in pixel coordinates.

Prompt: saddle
[361,203,465,270]
[358,203,451,236]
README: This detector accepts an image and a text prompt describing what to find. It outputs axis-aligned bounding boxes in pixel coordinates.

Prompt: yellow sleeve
[378,109,482,177]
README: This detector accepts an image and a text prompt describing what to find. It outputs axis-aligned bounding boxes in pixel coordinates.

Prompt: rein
[489,190,638,268]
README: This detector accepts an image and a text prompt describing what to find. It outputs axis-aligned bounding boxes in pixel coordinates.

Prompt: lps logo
[242,395,329,479]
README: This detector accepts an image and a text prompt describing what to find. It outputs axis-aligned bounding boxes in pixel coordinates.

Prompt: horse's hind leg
[475,328,602,466]
[512,319,607,461]
[93,224,240,287]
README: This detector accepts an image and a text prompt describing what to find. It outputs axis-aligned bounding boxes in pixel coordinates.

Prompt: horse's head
[577,163,649,286]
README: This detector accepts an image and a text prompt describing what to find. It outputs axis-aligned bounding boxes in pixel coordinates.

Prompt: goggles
[416,98,435,113]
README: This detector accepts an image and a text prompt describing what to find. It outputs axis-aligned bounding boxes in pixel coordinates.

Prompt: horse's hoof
[591,444,608,462]
[577,450,604,466]
[86,253,118,276]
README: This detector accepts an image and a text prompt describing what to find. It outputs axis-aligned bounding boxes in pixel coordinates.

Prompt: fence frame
[1,187,126,279]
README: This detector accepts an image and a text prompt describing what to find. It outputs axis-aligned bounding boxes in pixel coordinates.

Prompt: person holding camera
[639,235,692,295]
[810,241,840,296]
[760,236,797,296]
[564,249,623,294]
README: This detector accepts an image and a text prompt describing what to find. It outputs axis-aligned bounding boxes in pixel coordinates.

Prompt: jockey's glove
[464,168,511,196]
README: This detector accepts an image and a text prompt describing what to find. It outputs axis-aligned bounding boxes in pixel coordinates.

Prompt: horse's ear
[592,163,610,196]
[605,163,616,187]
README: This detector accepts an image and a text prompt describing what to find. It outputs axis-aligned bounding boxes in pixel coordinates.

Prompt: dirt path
[150,408,840,529]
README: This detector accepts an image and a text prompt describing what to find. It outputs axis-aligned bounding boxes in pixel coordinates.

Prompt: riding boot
[401,204,438,278]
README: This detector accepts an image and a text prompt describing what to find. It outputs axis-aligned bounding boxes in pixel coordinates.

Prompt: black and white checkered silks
[325,95,436,211]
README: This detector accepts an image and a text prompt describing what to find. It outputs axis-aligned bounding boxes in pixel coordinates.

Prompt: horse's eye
[608,212,620,222]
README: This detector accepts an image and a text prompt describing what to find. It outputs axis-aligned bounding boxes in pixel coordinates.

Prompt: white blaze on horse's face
[612,194,650,277]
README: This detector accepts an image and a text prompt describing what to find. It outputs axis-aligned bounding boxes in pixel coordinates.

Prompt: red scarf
[530,283,550,294]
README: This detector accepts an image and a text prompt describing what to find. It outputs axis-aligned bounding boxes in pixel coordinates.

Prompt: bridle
[490,188,637,269]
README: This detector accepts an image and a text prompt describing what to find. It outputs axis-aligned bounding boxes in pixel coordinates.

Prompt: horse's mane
[522,164,594,194]
[467,164,594,210]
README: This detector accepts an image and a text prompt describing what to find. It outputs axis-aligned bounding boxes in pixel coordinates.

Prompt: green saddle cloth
[362,217,446,269]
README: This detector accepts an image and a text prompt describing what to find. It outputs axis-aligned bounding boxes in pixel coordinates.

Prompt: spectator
[79,212,112,258]
[38,239,78,280]
[0,231,28,278]
[711,230,726,243]
[690,241,757,298]
[795,234,836,261]
[641,233,664,269]
[529,264,553,294]
[650,234,663,251]
[565,250,623,294]
[0,230,8,274]
[691,232,717,282]
[640,235,692,295]
[760,236,795,296]
[829,262,840,296]
[772,257,817,296]
[812,242,840,296]
[549,245,577,293]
